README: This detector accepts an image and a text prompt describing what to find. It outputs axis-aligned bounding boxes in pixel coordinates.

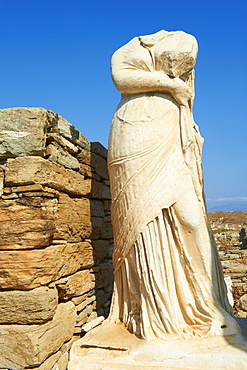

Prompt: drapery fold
[108,31,240,340]
[109,95,194,272]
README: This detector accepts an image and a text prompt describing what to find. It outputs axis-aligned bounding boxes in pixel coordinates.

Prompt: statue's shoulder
[174,30,198,48]
[111,36,141,63]
[113,36,140,54]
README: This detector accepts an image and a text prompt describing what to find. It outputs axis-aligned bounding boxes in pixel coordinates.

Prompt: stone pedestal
[68,319,247,370]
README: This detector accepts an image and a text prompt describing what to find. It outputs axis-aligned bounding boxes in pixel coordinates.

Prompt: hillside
[208,211,247,317]
[208,211,247,249]
[208,211,247,227]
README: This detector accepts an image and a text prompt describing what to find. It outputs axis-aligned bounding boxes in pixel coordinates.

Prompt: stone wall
[219,248,247,317]
[208,211,247,317]
[209,211,247,249]
[0,108,114,370]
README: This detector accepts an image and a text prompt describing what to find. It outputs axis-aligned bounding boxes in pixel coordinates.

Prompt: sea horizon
[206,197,247,213]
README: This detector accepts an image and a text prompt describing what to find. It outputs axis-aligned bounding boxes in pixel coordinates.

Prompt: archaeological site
[1,106,247,369]
[0,107,114,369]
[1,29,247,370]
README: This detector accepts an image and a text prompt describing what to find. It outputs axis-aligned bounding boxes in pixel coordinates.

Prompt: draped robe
[107,31,239,340]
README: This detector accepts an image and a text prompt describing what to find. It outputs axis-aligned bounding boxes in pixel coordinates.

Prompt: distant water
[206,197,247,213]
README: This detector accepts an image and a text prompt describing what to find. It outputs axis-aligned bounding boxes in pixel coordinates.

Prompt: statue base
[68,318,247,370]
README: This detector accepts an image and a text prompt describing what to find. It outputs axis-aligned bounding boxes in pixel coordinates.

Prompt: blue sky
[1,0,246,210]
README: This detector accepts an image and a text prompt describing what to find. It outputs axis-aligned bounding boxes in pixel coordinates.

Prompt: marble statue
[68,30,247,370]
[107,29,239,339]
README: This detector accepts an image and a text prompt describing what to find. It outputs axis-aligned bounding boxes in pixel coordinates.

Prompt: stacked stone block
[219,248,247,317]
[0,108,113,370]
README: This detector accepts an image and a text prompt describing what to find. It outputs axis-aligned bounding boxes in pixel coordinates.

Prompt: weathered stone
[60,336,78,354]
[79,163,101,181]
[74,325,84,334]
[0,166,4,196]
[2,192,18,199]
[232,283,247,290]
[0,197,56,250]
[221,260,247,272]
[0,286,58,324]
[240,294,247,311]
[90,199,105,217]
[51,352,68,370]
[84,180,92,194]
[0,301,76,369]
[82,316,105,333]
[228,253,242,260]
[103,199,111,212]
[5,156,85,196]
[95,288,113,309]
[46,133,79,154]
[4,183,43,193]
[91,240,110,262]
[101,221,113,239]
[71,289,96,306]
[242,255,247,265]
[51,239,68,245]
[47,111,90,150]
[91,217,104,239]
[84,178,111,199]
[88,310,98,322]
[96,260,114,289]
[225,272,246,278]
[91,142,108,160]
[79,162,92,176]
[91,152,108,180]
[0,219,55,249]
[0,108,48,158]
[0,241,94,289]
[0,108,113,368]
[103,300,111,308]
[72,294,87,307]
[56,269,95,301]
[19,191,57,198]
[101,183,111,199]
[33,350,62,370]
[46,141,80,170]
[104,215,111,222]
[224,268,247,274]
[106,247,113,261]
[3,185,60,199]
[96,307,105,317]
[76,147,91,165]
[76,295,96,313]
[102,179,110,186]
[236,310,247,318]
[54,193,92,242]
[104,285,113,293]
[76,304,93,324]
[69,320,247,370]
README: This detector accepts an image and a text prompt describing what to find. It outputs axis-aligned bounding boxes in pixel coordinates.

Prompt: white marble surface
[108,30,239,340]
[68,319,247,369]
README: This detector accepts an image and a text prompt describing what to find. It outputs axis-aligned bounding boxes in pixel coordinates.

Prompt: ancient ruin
[1,31,247,370]
[209,211,247,317]
[0,108,113,370]
[69,30,247,369]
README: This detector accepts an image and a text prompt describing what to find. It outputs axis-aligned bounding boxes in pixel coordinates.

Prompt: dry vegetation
[208,211,247,228]
[208,211,247,250]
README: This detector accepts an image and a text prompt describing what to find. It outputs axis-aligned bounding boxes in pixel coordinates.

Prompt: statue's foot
[208,312,242,337]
